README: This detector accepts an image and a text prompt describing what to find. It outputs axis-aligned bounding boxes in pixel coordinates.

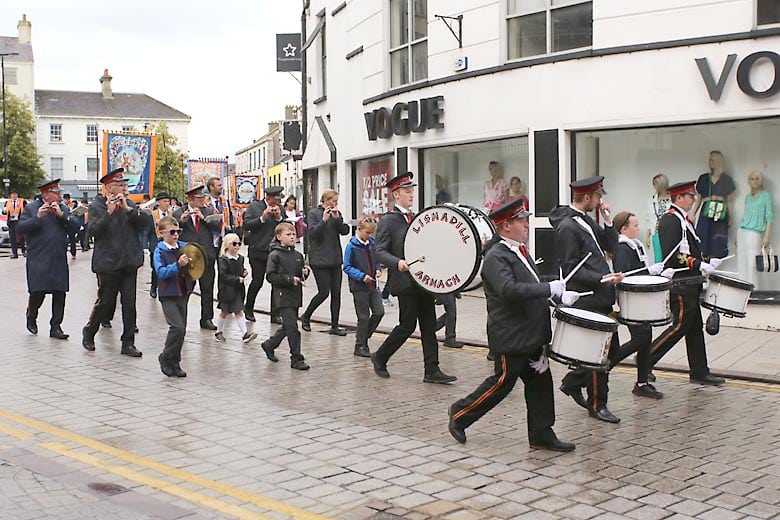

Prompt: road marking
[0,408,332,520]
[0,421,33,440]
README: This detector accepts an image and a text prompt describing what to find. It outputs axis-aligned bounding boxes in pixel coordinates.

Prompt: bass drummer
[549,176,624,424]
[447,198,578,451]
[648,181,725,386]
[371,172,457,384]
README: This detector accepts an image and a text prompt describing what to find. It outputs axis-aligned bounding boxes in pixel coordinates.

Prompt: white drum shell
[617,276,671,325]
[550,314,613,368]
[703,280,750,317]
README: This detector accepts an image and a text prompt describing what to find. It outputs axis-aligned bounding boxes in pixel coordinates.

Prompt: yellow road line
[0,408,331,520]
[0,421,33,440]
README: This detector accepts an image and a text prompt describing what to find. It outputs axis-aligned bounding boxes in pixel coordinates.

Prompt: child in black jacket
[215,233,257,344]
[261,222,311,370]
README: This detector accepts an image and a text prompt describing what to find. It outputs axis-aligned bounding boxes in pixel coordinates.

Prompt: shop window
[507,0,592,60]
[50,123,62,143]
[757,0,780,26]
[422,137,530,215]
[354,154,395,218]
[50,157,63,178]
[573,119,780,298]
[86,124,98,143]
[390,0,428,87]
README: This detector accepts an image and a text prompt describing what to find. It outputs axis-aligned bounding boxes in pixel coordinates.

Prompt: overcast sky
[0,1,302,159]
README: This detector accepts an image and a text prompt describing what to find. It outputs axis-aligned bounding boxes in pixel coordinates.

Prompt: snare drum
[549,307,618,371]
[404,203,495,294]
[616,275,672,326]
[702,273,754,318]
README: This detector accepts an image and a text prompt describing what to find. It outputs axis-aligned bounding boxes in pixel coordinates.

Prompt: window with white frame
[86,157,98,176]
[5,67,17,85]
[507,0,592,60]
[758,0,780,26]
[50,157,64,178]
[318,18,327,98]
[86,124,98,143]
[50,124,62,143]
[389,0,428,88]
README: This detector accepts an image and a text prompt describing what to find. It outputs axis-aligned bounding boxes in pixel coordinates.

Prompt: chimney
[100,69,113,99]
[284,105,296,120]
[17,14,31,44]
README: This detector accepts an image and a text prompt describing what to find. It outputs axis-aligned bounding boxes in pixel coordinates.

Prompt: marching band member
[549,176,624,423]
[649,181,725,386]
[448,199,577,451]
[148,192,173,299]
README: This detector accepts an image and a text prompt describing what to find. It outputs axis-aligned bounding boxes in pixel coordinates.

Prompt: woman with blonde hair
[215,233,256,343]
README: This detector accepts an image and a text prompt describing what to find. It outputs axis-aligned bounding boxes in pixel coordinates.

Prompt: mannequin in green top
[737,170,774,285]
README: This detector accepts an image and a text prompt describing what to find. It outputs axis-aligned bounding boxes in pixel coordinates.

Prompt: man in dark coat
[18,179,81,339]
[243,186,284,322]
[371,172,456,384]
[81,168,151,357]
[548,176,624,424]
[173,185,222,329]
[448,199,577,450]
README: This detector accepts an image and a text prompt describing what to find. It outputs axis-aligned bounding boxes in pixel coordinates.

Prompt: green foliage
[146,121,187,199]
[1,88,45,197]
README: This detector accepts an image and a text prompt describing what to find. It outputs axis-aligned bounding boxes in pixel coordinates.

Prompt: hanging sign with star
[276,33,301,72]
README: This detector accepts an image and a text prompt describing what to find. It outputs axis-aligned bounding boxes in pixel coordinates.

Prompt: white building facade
[0,15,35,106]
[302,0,780,323]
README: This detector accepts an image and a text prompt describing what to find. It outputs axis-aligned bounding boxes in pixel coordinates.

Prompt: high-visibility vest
[4,198,24,219]
[153,208,172,238]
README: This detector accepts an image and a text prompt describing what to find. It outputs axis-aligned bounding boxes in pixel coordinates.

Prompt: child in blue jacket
[343,216,385,357]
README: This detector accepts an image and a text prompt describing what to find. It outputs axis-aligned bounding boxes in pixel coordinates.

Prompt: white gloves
[530,354,549,374]
[700,262,715,275]
[709,257,724,269]
[648,263,664,276]
[548,280,566,298]
[561,291,581,306]
[660,268,675,279]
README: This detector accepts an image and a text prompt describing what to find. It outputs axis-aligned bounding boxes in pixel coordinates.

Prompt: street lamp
[1,51,20,197]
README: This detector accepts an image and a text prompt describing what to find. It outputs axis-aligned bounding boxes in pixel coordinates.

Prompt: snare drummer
[371,172,457,384]
[549,176,624,424]
[448,199,577,451]
[648,181,725,386]
[610,212,673,399]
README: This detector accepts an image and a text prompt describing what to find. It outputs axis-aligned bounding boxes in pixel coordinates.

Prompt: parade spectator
[214,232,256,344]
[62,193,78,259]
[283,195,306,244]
[3,189,26,258]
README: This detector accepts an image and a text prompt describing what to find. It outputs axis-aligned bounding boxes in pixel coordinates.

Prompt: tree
[146,121,187,199]
[1,87,45,197]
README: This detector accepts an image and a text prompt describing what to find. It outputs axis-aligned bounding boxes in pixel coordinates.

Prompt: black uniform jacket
[243,200,282,260]
[612,240,645,274]
[659,205,704,296]
[549,205,618,310]
[217,254,247,304]
[374,208,415,296]
[306,206,350,268]
[266,240,308,308]
[173,206,221,262]
[18,200,80,293]
[88,196,150,274]
[482,239,552,355]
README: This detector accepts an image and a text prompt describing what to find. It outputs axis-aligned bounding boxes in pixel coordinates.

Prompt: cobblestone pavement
[1,252,779,519]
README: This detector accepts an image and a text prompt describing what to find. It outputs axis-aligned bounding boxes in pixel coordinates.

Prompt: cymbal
[180,242,207,280]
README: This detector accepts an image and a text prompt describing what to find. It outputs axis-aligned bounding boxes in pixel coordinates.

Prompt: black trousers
[246,255,276,317]
[78,227,89,250]
[67,230,77,257]
[265,307,303,361]
[84,270,138,345]
[160,297,188,364]
[302,266,343,328]
[435,294,457,341]
[649,292,710,378]
[353,289,384,349]
[27,291,66,330]
[561,305,619,412]
[451,351,555,441]
[612,324,652,384]
[374,288,440,374]
[196,260,215,322]
[9,220,24,257]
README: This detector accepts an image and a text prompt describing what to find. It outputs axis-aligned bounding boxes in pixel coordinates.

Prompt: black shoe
[529,433,576,453]
[242,332,257,344]
[301,318,311,331]
[158,354,175,377]
[149,288,157,299]
[200,319,217,330]
[270,315,283,325]
[329,328,347,336]
[214,332,226,342]
[245,311,256,322]
[82,327,95,351]
[101,321,112,328]
[134,326,139,333]
[448,407,466,444]
[261,342,278,362]
[560,384,588,409]
[172,363,187,378]
[435,316,446,332]
[486,351,495,361]
[291,359,310,370]
[10,255,18,259]
[690,374,725,386]
[647,371,656,382]
[424,370,457,384]
[589,407,620,424]
[121,344,143,358]
[633,383,664,399]
[26,318,38,335]
[371,353,389,378]
[49,329,69,340]
[354,346,371,358]
[443,339,464,348]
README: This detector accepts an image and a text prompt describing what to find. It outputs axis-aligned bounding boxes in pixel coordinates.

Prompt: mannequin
[737,170,774,286]
[693,151,736,258]
[507,176,529,209]
[482,161,509,213]
[647,173,671,262]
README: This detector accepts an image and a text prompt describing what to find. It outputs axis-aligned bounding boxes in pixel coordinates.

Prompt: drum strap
[618,235,647,265]
[573,216,604,257]
[500,239,540,282]
[668,206,700,255]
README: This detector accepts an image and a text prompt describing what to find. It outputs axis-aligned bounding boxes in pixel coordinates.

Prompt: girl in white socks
[215,233,257,343]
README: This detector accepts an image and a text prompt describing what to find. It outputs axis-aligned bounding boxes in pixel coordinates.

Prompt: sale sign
[356,155,394,218]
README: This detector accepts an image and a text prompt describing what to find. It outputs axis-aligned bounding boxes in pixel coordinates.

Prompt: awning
[302,116,337,169]
[301,17,325,52]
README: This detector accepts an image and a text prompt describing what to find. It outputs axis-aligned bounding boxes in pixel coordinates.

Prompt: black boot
[82,327,95,351]
[49,328,69,340]
[354,345,371,358]
[26,317,38,335]
[121,344,143,357]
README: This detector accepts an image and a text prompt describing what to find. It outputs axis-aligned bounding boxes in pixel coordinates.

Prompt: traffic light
[282,120,302,151]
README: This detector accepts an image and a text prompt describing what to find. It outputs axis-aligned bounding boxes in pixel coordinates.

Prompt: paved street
[1,250,779,520]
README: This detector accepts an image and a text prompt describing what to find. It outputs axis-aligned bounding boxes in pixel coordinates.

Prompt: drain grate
[87,482,128,495]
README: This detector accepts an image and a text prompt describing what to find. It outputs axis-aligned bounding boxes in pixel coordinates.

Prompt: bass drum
[404,203,495,294]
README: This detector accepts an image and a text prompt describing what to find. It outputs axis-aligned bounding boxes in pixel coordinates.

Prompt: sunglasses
[167,229,181,235]
[230,242,241,246]
[360,217,378,224]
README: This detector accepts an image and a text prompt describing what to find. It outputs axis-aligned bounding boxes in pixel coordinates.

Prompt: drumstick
[535,258,544,265]
[576,291,594,297]
[622,265,649,277]
[713,270,739,276]
[407,256,426,267]
[562,252,593,283]
[661,239,684,266]
[672,267,689,273]
[600,273,620,284]
[715,254,735,262]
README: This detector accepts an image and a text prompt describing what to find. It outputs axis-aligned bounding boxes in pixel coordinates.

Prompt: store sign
[696,51,780,101]
[364,96,444,141]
